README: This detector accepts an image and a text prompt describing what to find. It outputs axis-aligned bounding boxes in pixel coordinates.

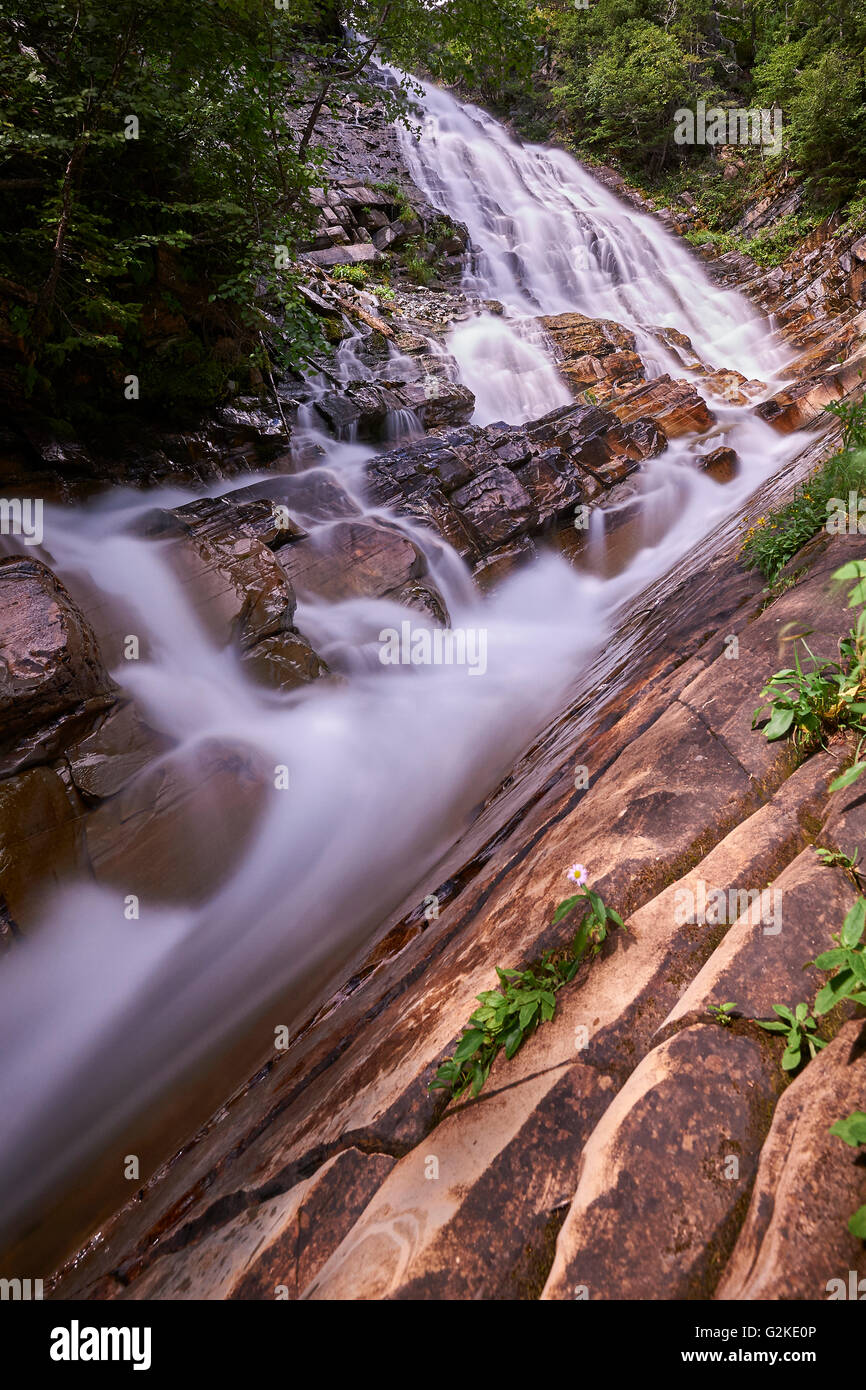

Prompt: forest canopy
[0,0,535,417]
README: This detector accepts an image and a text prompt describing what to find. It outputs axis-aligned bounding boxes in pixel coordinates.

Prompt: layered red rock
[540,311,645,393]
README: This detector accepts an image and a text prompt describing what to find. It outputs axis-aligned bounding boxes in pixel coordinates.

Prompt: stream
[0,78,814,1247]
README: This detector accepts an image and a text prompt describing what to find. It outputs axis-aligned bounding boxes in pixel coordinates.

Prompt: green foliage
[830,1111,866,1148]
[752,635,866,752]
[554,19,694,168]
[825,400,866,452]
[811,898,866,1016]
[752,550,866,789]
[708,1001,738,1027]
[429,880,623,1102]
[502,0,866,199]
[745,215,819,266]
[740,443,866,584]
[331,262,369,286]
[401,235,437,285]
[762,892,866,1239]
[0,0,535,421]
[815,845,863,890]
[758,1001,826,1071]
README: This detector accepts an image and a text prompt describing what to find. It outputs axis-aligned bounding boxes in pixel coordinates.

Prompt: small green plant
[757,1001,826,1070]
[708,1001,738,1026]
[752,640,864,747]
[829,1112,866,1238]
[740,441,866,583]
[684,214,818,268]
[810,897,866,1016]
[331,262,369,287]
[815,844,863,888]
[752,559,866,754]
[759,897,866,1240]
[372,283,396,304]
[429,867,623,1101]
[825,398,866,451]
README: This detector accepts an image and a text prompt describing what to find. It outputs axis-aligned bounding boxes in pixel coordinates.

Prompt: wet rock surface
[38,526,866,1302]
[363,399,674,581]
[0,557,115,773]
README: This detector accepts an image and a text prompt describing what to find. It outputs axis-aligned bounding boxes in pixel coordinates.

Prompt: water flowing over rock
[6,54,866,1311]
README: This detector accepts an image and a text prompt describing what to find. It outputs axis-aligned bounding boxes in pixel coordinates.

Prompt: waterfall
[397,77,792,399]
[0,76,807,1245]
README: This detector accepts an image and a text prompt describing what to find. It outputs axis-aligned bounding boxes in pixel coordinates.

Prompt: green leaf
[814,947,851,970]
[848,1205,866,1239]
[814,969,857,1015]
[832,561,866,583]
[503,1024,524,1059]
[453,1029,486,1065]
[552,894,581,924]
[840,898,866,948]
[830,1112,866,1147]
[781,1039,803,1070]
[518,1000,538,1029]
[763,705,795,740]
[828,761,866,795]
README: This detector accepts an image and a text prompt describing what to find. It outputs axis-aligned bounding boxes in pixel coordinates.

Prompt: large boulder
[141,495,328,691]
[605,374,716,437]
[540,311,645,394]
[0,556,114,773]
[84,738,271,906]
[314,376,474,439]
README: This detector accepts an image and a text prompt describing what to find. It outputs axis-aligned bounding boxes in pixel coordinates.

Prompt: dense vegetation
[0,0,534,422]
[478,1,866,231]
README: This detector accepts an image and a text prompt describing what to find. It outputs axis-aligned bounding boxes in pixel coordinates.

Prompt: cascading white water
[397,78,793,406]
[0,77,810,1243]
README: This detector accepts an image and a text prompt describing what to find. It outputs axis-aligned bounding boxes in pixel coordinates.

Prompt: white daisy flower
[566,863,588,888]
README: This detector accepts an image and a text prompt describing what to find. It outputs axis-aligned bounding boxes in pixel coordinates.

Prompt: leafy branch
[429,873,623,1102]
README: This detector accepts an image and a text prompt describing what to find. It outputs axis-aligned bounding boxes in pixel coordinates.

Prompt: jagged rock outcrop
[362,394,706,584]
[539,312,645,394]
[698,218,866,431]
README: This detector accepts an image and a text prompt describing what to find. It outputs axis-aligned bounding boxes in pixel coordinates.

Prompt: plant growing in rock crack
[815,844,864,890]
[758,898,866,1073]
[825,398,866,451]
[740,442,866,584]
[757,1002,826,1070]
[331,263,369,287]
[752,560,866,756]
[829,1111,866,1239]
[708,1001,738,1027]
[429,866,623,1102]
[809,897,866,1017]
